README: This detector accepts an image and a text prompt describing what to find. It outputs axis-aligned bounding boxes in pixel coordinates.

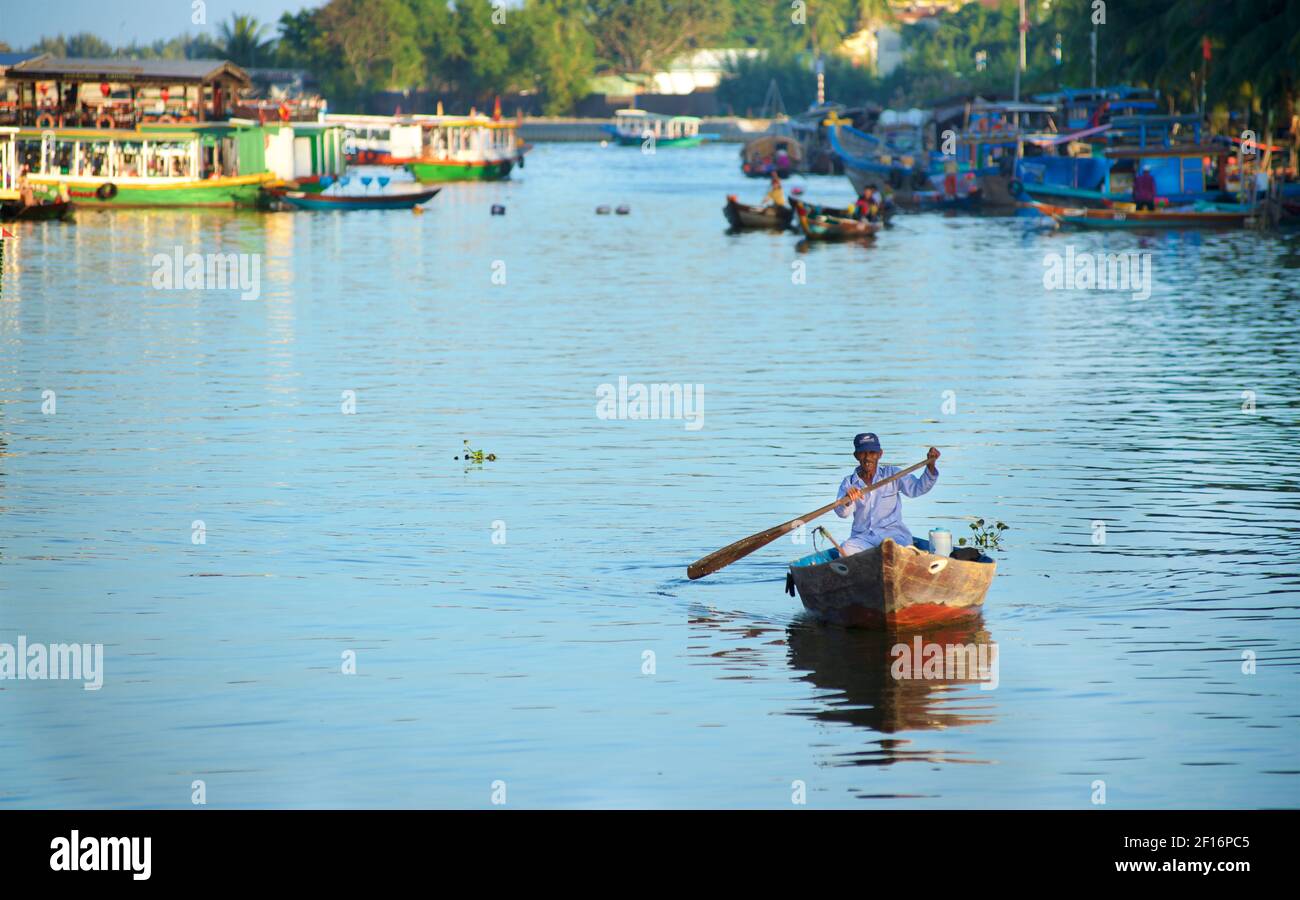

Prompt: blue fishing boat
[830,102,1059,211]
[1014,109,1249,209]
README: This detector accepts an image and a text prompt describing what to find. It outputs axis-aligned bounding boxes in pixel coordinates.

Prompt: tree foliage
[218,15,274,68]
[15,0,1299,120]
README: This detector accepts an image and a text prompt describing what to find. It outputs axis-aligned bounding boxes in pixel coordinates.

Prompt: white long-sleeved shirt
[834,464,938,549]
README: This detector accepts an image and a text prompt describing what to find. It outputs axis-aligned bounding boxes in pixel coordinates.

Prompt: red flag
[1202,36,1212,60]
[492,96,502,122]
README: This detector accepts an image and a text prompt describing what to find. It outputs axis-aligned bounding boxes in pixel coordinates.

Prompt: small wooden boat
[797,196,896,225]
[740,134,803,178]
[1022,198,1256,229]
[0,199,73,221]
[724,195,793,231]
[262,185,440,211]
[792,198,882,241]
[787,538,995,629]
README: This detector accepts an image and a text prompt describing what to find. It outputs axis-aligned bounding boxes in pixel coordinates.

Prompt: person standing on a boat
[764,171,785,208]
[833,433,940,555]
[17,166,35,207]
[1133,166,1157,211]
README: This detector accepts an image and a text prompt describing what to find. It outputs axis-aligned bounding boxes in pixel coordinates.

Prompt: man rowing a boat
[833,433,940,555]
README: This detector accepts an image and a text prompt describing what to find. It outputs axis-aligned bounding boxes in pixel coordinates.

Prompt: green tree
[316,0,424,98]
[520,0,595,114]
[30,33,114,58]
[218,14,275,68]
[586,0,733,74]
[443,0,514,100]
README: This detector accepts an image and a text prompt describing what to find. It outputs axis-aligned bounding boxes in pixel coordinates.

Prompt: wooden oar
[686,459,929,580]
[816,526,844,557]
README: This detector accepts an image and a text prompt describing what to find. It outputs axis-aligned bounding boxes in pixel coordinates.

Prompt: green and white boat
[404,113,525,182]
[604,110,717,148]
[17,121,290,207]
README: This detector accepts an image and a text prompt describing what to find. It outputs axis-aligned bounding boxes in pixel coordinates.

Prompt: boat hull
[792,199,882,240]
[31,173,274,208]
[742,162,794,179]
[263,187,441,210]
[789,538,995,630]
[1024,199,1257,230]
[609,133,708,148]
[724,197,793,230]
[406,159,515,182]
[0,199,73,221]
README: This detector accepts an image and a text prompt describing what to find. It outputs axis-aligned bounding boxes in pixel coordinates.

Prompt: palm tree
[218,14,273,68]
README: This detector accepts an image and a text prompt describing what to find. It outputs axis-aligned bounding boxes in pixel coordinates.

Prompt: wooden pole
[687,459,930,580]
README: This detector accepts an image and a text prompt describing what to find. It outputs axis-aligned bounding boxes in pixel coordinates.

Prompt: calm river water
[1,143,1298,808]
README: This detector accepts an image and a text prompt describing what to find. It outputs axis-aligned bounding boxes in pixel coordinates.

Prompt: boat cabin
[1107,113,1204,149]
[264,122,347,182]
[15,121,268,183]
[1032,86,1160,133]
[741,134,803,172]
[4,57,251,130]
[1102,142,1237,201]
[611,110,702,142]
[407,114,520,162]
[325,114,424,164]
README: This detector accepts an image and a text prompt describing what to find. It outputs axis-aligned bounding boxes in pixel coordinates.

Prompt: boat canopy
[612,110,702,139]
[741,134,803,162]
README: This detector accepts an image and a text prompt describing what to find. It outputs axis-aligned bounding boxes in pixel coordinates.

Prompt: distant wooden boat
[1022,198,1256,229]
[724,195,793,230]
[787,538,995,629]
[797,196,896,225]
[740,134,803,178]
[792,198,882,240]
[0,199,72,221]
[263,185,440,211]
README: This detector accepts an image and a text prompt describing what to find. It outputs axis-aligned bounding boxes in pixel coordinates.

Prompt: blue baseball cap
[853,432,882,454]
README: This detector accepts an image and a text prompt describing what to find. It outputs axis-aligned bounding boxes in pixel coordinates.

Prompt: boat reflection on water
[786,617,998,766]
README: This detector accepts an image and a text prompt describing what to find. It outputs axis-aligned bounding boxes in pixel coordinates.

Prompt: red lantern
[38,83,48,96]
[100,83,111,97]
[160,87,169,102]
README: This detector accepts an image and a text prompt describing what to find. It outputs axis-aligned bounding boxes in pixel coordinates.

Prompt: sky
[1,1,323,50]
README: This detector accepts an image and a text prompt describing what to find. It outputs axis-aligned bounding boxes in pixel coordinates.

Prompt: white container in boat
[929,528,953,557]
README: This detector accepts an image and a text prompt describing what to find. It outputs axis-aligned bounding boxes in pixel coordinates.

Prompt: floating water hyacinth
[958,519,1009,553]
[455,439,496,463]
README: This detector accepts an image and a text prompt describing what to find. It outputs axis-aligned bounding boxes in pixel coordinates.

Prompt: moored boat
[787,537,995,629]
[1022,197,1258,229]
[723,195,793,230]
[605,110,717,148]
[262,184,440,211]
[405,113,524,182]
[0,198,72,221]
[740,134,803,178]
[328,112,524,182]
[17,123,282,207]
[326,114,425,166]
[792,198,881,240]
